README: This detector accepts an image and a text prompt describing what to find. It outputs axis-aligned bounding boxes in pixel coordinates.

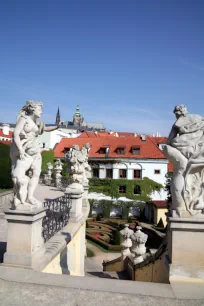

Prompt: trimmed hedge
[89,177,163,201]
[86,233,121,251]
[41,150,54,173]
[0,143,13,189]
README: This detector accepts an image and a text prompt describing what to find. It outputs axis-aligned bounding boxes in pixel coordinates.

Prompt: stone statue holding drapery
[164,104,204,217]
[10,100,59,210]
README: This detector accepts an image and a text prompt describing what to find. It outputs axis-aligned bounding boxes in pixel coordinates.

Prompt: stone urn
[131,226,148,264]
[120,224,134,259]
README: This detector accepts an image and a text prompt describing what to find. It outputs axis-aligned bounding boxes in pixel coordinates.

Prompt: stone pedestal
[168,215,204,299]
[65,183,84,222]
[3,208,46,268]
[82,182,89,200]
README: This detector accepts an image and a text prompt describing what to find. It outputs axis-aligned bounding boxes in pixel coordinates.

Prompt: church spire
[55,107,60,126]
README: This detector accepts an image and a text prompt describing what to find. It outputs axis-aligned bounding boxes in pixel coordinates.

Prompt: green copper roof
[74,105,81,117]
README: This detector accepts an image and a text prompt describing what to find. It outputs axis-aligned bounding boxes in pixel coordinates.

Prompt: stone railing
[42,193,72,242]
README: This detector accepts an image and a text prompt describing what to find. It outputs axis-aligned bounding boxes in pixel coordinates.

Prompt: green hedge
[86,233,121,251]
[89,177,163,201]
[0,143,13,189]
[41,150,54,173]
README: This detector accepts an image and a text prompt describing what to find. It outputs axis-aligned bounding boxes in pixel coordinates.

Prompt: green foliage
[111,231,121,245]
[0,143,13,189]
[41,150,54,173]
[89,177,163,201]
[96,214,101,221]
[62,161,69,179]
[127,217,132,223]
[164,172,172,205]
[86,248,95,257]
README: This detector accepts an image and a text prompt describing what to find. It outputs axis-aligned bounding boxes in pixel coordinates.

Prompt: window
[43,142,45,148]
[154,169,161,174]
[93,168,99,178]
[132,147,140,155]
[134,185,141,195]
[99,148,106,154]
[119,185,126,194]
[116,147,125,155]
[106,169,113,178]
[64,148,70,153]
[119,169,127,178]
[133,169,142,179]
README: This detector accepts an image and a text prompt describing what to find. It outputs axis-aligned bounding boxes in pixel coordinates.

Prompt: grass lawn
[87,239,120,253]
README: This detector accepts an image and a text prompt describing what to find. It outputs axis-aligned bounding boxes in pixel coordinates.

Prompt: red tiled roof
[152,200,168,208]
[54,135,167,159]
[168,162,173,173]
[151,137,168,144]
[0,140,11,145]
[0,129,13,138]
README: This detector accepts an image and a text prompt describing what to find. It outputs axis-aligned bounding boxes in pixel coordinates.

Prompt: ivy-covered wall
[89,177,163,201]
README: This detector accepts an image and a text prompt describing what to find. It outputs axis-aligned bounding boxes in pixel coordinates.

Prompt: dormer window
[131,146,140,155]
[64,147,71,153]
[116,147,125,155]
[99,148,106,154]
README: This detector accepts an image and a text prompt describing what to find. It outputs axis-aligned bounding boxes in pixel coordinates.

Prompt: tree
[164,172,172,205]
[0,143,13,189]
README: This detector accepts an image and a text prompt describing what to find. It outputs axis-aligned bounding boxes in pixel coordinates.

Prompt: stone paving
[0,279,203,306]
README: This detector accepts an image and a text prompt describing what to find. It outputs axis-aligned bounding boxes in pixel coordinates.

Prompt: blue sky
[0,0,204,135]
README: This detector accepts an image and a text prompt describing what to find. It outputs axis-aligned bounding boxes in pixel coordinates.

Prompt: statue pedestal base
[168,215,204,299]
[82,181,89,201]
[3,208,46,268]
[65,183,84,222]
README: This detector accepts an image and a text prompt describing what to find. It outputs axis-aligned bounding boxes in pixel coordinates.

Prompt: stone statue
[131,226,148,264]
[164,104,204,216]
[10,100,59,210]
[65,143,91,185]
[120,224,134,259]
[44,162,53,185]
[81,143,91,183]
[54,158,63,187]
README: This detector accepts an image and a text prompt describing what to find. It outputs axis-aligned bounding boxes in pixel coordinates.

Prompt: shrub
[111,231,121,245]
[0,143,13,189]
[127,217,132,223]
[157,218,164,228]
[96,214,101,221]
[86,248,95,257]
[41,150,54,173]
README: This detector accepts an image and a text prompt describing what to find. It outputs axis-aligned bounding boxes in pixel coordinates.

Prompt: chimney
[134,133,137,137]
[2,124,10,136]
[141,134,146,141]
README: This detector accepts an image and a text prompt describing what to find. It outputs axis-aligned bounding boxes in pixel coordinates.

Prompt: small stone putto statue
[65,143,91,185]
[10,100,59,210]
[164,105,204,216]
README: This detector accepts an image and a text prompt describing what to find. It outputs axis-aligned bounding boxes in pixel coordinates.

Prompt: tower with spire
[55,107,61,126]
[73,105,83,127]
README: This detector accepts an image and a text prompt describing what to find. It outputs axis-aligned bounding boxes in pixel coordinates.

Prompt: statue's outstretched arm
[44,125,58,132]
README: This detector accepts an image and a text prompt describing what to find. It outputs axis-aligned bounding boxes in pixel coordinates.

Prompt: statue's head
[72,144,80,151]
[173,104,188,119]
[84,143,90,150]
[19,100,43,119]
